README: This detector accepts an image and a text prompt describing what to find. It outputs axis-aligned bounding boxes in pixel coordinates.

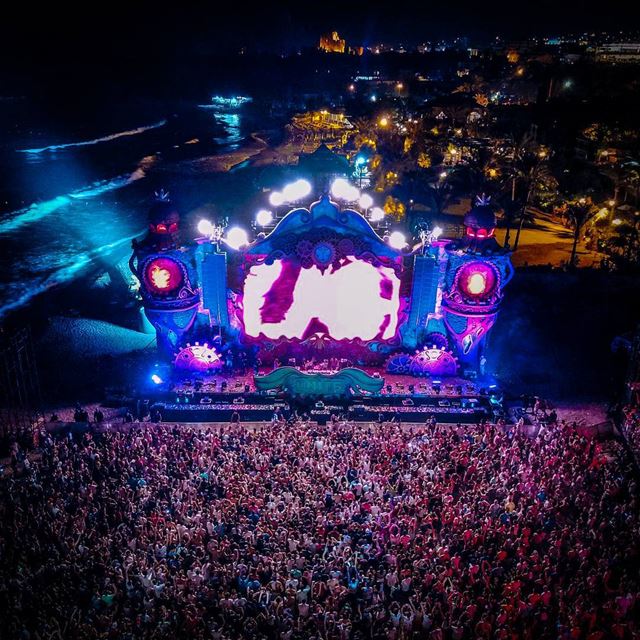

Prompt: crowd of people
[621,402,640,457]
[1,418,639,639]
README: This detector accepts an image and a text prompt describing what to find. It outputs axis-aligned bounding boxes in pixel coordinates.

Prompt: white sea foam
[17,120,167,153]
[0,232,143,319]
[0,156,155,233]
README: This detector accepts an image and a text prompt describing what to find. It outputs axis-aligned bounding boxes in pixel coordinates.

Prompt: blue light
[355,156,366,166]
[151,374,163,385]
[489,384,497,389]
[370,95,377,102]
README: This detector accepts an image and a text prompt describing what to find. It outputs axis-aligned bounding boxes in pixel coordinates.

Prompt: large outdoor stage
[129,188,513,423]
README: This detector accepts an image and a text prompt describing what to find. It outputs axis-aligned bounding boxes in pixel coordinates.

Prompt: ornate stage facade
[129,190,512,419]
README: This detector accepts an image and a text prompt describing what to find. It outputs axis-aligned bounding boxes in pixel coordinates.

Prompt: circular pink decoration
[144,257,184,296]
[457,262,498,300]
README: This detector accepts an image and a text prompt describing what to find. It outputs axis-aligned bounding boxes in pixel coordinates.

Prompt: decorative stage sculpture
[131,191,512,381]
[129,193,201,356]
[437,195,513,372]
[254,367,384,397]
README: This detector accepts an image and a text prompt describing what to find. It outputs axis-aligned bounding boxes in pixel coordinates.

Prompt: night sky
[2,0,639,67]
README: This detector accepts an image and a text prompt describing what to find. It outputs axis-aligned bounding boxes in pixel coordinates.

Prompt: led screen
[242,259,401,341]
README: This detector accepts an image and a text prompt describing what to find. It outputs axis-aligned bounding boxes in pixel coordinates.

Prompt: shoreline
[0,131,281,330]
[171,131,272,174]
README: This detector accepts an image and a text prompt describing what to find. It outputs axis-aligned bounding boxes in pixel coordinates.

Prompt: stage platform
[129,369,502,425]
[168,371,488,398]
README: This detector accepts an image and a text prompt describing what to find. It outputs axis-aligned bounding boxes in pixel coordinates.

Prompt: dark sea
[0,96,266,322]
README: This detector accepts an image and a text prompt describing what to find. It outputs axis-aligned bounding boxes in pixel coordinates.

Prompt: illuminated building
[506,50,520,63]
[319,31,346,54]
[595,43,640,64]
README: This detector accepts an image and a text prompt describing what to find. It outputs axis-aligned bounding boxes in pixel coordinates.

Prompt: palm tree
[513,161,555,250]
[567,201,598,267]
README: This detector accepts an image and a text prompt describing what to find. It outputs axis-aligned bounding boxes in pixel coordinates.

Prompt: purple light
[174,343,222,372]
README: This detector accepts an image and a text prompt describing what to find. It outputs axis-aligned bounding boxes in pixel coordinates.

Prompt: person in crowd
[1,418,639,639]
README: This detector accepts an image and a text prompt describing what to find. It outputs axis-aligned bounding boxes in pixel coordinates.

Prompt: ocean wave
[0,158,154,233]
[0,232,143,319]
[17,120,167,153]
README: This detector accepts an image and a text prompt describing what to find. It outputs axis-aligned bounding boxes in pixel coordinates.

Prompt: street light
[354,155,368,188]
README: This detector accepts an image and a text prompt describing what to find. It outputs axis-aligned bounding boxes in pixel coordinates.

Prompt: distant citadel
[319,31,363,56]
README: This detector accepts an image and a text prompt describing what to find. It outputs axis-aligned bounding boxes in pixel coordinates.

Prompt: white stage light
[370,207,385,222]
[388,231,407,249]
[197,219,214,236]
[359,193,373,209]
[225,227,249,249]
[255,209,273,226]
[269,191,285,206]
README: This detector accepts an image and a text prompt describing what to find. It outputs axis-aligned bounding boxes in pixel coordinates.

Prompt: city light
[388,231,407,249]
[379,116,389,127]
[151,374,163,385]
[255,209,273,226]
[225,226,249,249]
[331,178,360,202]
[370,207,385,222]
[269,191,285,206]
[432,226,443,240]
[358,193,373,209]
[612,218,623,226]
[440,171,448,179]
[197,219,214,236]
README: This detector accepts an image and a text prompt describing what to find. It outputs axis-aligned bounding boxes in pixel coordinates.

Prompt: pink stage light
[457,262,497,299]
[242,259,401,341]
[144,257,183,295]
